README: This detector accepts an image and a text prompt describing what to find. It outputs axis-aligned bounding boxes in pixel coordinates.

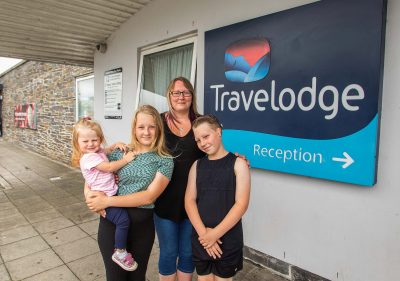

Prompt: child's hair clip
[82,116,92,121]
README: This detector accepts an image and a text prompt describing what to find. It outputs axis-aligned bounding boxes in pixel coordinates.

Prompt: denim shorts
[154,214,195,275]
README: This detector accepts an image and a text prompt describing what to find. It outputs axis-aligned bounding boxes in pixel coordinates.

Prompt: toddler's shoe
[112,250,138,271]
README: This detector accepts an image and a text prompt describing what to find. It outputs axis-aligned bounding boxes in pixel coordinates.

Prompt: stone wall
[0,61,93,165]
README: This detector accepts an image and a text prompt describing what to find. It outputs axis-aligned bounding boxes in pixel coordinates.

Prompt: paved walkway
[0,142,286,281]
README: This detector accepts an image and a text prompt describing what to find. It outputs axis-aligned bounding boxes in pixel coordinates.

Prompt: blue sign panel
[204,0,386,186]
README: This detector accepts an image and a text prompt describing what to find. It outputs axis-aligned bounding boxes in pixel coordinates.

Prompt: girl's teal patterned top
[108,149,174,209]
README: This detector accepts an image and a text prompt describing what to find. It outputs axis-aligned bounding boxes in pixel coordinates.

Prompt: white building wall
[94,1,400,280]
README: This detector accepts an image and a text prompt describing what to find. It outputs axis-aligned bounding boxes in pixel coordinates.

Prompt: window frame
[135,34,197,110]
[75,73,94,121]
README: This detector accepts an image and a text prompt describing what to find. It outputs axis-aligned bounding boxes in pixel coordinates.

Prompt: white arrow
[332,152,354,169]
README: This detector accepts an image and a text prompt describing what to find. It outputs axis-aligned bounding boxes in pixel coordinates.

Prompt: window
[136,35,197,113]
[76,74,94,120]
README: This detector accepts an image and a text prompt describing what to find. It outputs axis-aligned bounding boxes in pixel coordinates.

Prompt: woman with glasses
[154,77,205,281]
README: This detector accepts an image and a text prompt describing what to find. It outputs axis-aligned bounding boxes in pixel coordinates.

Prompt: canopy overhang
[0,0,152,66]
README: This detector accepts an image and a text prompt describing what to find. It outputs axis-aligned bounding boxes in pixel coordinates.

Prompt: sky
[0,57,23,76]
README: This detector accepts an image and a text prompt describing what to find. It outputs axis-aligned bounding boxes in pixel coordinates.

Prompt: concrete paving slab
[0,166,12,175]
[11,195,44,206]
[0,210,24,224]
[67,252,106,281]
[0,225,38,246]
[29,183,58,191]
[39,189,73,201]
[64,186,86,197]
[0,161,21,170]
[0,193,8,204]
[17,202,54,215]
[0,207,21,218]
[0,215,29,232]
[1,166,26,175]
[42,226,89,247]
[0,210,24,221]
[0,171,15,182]
[48,196,81,208]
[32,217,75,234]
[0,202,14,211]
[52,181,85,190]
[78,219,99,236]
[34,169,67,178]
[75,192,86,201]
[1,178,24,188]
[24,208,63,224]
[22,265,79,281]
[0,176,11,190]
[53,236,99,263]
[10,171,39,182]
[5,249,63,280]
[2,190,36,201]
[92,275,106,281]
[53,184,83,193]
[19,177,52,186]
[0,176,12,190]
[147,245,162,281]
[51,177,85,187]
[0,264,11,281]
[0,236,49,262]
[3,183,28,190]
[60,175,85,182]
[32,186,57,195]
[56,202,98,224]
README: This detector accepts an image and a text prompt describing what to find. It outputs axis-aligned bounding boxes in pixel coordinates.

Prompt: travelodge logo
[224,38,270,83]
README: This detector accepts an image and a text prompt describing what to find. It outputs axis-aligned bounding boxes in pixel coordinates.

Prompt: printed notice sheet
[104,68,122,119]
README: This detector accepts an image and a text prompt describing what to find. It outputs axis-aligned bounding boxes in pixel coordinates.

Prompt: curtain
[142,43,193,97]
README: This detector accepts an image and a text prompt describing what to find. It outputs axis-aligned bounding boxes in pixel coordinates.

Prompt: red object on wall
[14,103,37,129]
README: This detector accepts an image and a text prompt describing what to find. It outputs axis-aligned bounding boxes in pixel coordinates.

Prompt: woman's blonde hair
[71,118,105,167]
[165,77,199,127]
[130,105,170,157]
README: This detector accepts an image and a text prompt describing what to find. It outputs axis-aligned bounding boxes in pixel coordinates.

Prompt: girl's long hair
[164,76,200,128]
[71,118,105,167]
[130,105,170,157]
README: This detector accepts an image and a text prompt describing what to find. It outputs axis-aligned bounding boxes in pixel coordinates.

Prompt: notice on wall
[14,103,37,129]
[204,0,386,186]
[104,67,122,119]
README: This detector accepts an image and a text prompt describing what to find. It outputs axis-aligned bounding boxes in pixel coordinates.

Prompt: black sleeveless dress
[192,152,243,262]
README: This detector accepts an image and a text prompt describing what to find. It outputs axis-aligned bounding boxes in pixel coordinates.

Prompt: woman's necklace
[168,117,190,137]
[176,124,191,136]
[178,126,184,136]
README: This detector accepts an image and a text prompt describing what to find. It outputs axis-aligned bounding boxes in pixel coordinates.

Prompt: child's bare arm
[86,171,170,210]
[104,142,127,154]
[184,162,207,236]
[198,157,250,248]
[84,182,90,199]
[95,151,135,173]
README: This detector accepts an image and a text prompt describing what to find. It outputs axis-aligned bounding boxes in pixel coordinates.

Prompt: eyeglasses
[169,90,192,98]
